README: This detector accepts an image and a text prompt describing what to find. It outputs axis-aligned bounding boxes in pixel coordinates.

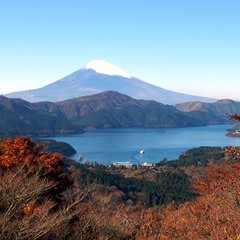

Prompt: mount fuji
[6,60,216,104]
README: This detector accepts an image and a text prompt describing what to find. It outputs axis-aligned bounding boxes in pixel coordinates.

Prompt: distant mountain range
[6,60,216,104]
[0,91,235,137]
[174,99,240,114]
[174,99,240,125]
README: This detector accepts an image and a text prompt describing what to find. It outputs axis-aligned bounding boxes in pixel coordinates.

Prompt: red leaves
[0,136,61,171]
[225,146,240,161]
[227,113,240,122]
[136,146,240,240]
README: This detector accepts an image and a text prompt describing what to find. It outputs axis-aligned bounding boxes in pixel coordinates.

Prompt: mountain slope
[174,99,240,125]
[0,96,82,137]
[0,91,231,137]
[33,91,209,128]
[174,99,240,115]
[6,60,216,104]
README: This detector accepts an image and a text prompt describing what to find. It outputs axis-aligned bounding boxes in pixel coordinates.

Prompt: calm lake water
[45,124,240,165]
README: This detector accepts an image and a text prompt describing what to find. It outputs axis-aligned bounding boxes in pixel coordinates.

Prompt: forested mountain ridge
[0,91,234,137]
[34,91,206,128]
[174,99,240,115]
[174,99,240,125]
[0,96,82,137]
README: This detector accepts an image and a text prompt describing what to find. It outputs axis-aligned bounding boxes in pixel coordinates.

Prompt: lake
[44,124,240,165]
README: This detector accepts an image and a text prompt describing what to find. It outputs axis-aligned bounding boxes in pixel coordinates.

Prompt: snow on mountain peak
[84,60,132,78]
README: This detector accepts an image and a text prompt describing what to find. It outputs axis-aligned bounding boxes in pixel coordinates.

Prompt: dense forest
[71,163,196,206]
[36,139,77,157]
[156,146,224,168]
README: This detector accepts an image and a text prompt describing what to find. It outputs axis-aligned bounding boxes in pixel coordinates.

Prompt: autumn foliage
[0,136,76,239]
[0,136,140,239]
[1,127,240,239]
[136,159,240,239]
[136,114,240,240]
[228,113,240,122]
[0,136,61,170]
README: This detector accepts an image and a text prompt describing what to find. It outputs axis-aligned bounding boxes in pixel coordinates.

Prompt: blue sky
[0,0,239,100]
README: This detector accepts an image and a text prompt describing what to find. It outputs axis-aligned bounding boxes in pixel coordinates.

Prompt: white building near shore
[113,162,133,168]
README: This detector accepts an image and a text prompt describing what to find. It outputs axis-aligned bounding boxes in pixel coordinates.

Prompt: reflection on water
[44,124,240,165]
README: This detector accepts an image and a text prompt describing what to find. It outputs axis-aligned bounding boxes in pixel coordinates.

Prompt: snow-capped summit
[84,60,132,78]
[6,59,216,104]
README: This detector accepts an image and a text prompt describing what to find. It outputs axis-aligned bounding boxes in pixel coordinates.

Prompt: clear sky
[0,0,239,100]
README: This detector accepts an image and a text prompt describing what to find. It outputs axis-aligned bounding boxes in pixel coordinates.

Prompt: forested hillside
[1,130,240,239]
[14,90,234,129]
[36,139,77,157]
[1,91,235,137]
[0,96,82,137]
[174,99,240,123]
[34,91,206,128]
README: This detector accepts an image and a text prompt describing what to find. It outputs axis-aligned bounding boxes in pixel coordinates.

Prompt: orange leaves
[22,200,37,214]
[136,148,240,239]
[225,146,240,161]
[227,114,240,122]
[0,136,61,171]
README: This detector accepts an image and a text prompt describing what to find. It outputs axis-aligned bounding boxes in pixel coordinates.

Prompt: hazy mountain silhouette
[6,60,216,104]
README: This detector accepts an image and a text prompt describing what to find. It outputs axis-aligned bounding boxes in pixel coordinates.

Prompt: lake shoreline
[42,124,240,165]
